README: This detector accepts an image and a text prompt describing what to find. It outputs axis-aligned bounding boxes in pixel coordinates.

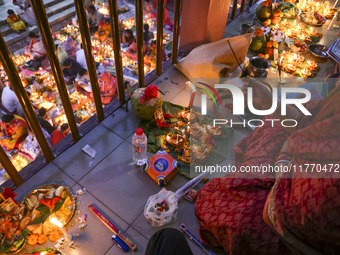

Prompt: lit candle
[50,218,72,243]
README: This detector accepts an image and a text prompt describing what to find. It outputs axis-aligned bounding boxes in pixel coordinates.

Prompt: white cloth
[2,87,19,113]
[76,49,87,69]
[88,10,103,26]
[75,74,92,92]
[20,129,51,159]
[20,7,36,26]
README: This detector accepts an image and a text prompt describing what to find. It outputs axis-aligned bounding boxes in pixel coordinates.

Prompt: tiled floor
[14,65,248,255]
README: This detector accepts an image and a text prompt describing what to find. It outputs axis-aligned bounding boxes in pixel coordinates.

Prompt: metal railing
[230,0,258,21]
[0,0,182,187]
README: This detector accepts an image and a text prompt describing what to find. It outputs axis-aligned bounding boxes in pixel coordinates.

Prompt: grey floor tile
[14,163,75,201]
[105,226,149,255]
[53,124,124,182]
[65,184,129,255]
[169,86,191,107]
[79,141,161,224]
[102,107,141,140]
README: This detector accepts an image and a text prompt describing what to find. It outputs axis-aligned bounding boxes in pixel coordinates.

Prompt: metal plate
[300,12,326,27]
[21,184,76,228]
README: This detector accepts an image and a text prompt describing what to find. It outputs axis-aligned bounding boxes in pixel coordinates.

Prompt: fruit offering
[296,0,335,19]
[0,198,28,254]
[278,51,319,78]
[20,185,75,246]
[275,19,322,44]
[300,12,326,26]
[278,2,301,18]
[256,0,274,22]
[285,38,308,53]
[249,28,280,59]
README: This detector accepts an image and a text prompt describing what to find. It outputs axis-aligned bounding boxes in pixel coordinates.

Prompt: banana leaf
[138,101,234,178]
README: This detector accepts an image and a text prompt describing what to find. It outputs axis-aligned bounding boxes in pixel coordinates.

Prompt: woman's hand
[243,77,274,110]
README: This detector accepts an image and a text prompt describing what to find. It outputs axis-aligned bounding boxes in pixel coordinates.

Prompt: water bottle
[132,128,148,166]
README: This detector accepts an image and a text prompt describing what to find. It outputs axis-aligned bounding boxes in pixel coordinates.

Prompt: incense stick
[227,39,244,73]
[328,11,338,30]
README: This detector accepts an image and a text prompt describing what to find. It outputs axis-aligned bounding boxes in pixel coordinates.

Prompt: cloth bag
[175,33,252,79]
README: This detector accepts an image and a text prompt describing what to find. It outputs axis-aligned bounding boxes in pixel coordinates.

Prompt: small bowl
[247,56,271,78]
[308,44,329,59]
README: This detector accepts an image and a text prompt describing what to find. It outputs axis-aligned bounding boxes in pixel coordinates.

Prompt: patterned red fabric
[195,90,340,254]
[195,117,290,254]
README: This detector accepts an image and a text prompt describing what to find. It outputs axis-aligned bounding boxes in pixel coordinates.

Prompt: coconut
[131,87,163,120]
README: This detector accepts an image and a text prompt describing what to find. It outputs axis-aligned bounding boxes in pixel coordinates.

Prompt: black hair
[2,114,15,123]
[125,29,134,38]
[143,24,150,43]
[61,123,69,132]
[104,18,110,24]
[7,9,15,15]
[79,68,87,76]
[28,31,38,38]
[88,5,96,11]
[63,59,73,67]
[144,23,149,31]
[38,107,47,117]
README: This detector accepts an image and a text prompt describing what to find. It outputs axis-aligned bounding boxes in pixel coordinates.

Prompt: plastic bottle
[132,128,148,166]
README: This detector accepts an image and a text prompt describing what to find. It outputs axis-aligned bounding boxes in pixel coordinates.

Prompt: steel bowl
[247,56,271,78]
[308,44,329,59]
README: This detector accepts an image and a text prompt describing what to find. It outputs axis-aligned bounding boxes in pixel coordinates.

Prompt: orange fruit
[258,53,265,58]
[266,41,273,48]
[264,54,270,59]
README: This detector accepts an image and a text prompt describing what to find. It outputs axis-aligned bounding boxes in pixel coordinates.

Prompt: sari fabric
[195,89,340,254]
[1,115,28,150]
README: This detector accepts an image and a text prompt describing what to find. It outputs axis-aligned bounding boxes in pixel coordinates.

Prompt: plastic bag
[144,188,178,227]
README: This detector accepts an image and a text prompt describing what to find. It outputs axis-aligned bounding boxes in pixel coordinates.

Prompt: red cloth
[51,129,65,146]
[195,90,340,254]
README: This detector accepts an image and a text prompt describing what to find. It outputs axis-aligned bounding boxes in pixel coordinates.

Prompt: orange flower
[258,53,265,58]
[267,0,272,4]
[255,28,263,37]
[0,219,13,233]
[263,1,269,7]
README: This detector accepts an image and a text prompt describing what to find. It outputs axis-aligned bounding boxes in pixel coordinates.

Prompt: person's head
[63,59,73,68]
[88,5,96,14]
[79,68,88,76]
[28,32,38,39]
[144,23,149,32]
[38,107,47,118]
[2,114,15,124]
[60,123,69,135]
[124,29,134,38]
[7,9,15,15]
[103,18,110,25]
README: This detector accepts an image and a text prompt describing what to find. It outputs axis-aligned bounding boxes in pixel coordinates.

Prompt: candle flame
[50,217,62,227]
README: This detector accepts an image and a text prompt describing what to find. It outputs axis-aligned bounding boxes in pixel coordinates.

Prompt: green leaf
[156,136,165,147]
[15,229,29,249]
[0,244,13,254]
[148,132,156,144]
[36,204,50,214]
[28,212,50,225]
[0,208,11,215]
[165,41,173,51]
[53,199,64,212]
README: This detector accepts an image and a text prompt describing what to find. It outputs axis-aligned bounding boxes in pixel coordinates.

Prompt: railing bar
[74,0,105,122]
[231,0,238,20]
[135,0,145,87]
[240,0,247,12]
[0,146,24,187]
[0,34,54,163]
[108,0,126,105]
[156,0,165,75]
[30,0,80,141]
[171,0,181,64]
